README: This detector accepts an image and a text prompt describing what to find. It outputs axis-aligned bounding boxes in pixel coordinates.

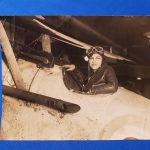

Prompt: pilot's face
[89,53,103,70]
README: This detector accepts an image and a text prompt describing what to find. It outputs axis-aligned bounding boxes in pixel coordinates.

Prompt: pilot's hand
[63,64,75,71]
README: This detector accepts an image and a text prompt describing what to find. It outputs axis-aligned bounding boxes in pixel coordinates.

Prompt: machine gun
[17,48,54,68]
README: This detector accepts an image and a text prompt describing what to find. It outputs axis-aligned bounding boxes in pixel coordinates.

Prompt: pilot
[63,46,118,94]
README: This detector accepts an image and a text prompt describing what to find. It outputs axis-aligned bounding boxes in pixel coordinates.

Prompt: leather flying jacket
[62,62,118,95]
[83,62,118,94]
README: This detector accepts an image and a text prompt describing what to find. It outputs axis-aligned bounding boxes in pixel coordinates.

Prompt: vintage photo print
[1,16,150,140]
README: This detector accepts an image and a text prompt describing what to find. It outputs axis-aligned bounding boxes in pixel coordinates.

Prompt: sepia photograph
[0,16,150,140]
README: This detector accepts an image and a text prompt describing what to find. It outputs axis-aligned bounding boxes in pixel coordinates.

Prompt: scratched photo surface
[1,16,150,140]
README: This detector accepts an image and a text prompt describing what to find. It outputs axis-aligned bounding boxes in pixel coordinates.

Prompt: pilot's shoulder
[105,65,116,75]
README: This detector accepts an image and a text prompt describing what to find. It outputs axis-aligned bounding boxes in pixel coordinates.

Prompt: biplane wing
[1,16,136,62]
